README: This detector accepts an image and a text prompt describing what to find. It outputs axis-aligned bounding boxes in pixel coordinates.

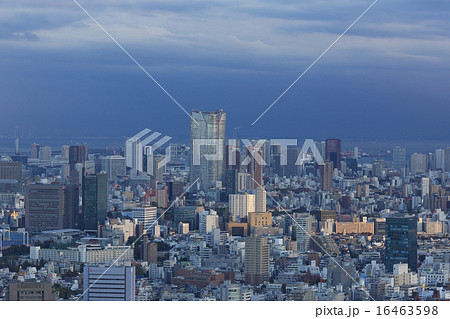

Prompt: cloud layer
[0,0,449,141]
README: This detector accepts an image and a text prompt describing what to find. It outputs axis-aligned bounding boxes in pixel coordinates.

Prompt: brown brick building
[172,269,225,288]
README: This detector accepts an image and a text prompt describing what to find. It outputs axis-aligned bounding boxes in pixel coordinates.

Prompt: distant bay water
[0,136,449,157]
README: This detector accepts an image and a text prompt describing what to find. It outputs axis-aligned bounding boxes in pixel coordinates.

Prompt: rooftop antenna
[232,127,240,140]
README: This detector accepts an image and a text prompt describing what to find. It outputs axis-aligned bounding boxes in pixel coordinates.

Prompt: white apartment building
[133,204,157,233]
[199,210,219,235]
[229,194,255,221]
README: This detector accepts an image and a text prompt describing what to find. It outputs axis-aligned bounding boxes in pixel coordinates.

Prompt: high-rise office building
[284,146,300,177]
[315,141,326,159]
[295,213,312,252]
[25,183,79,233]
[142,237,158,264]
[225,143,241,171]
[133,204,157,233]
[65,184,81,229]
[271,145,300,178]
[372,159,384,177]
[168,181,184,201]
[145,153,164,181]
[319,160,333,191]
[174,207,197,230]
[445,147,450,172]
[61,145,70,160]
[353,146,359,159]
[0,158,22,182]
[435,149,445,170]
[225,169,238,195]
[199,210,219,235]
[427,153,435,171]
[190,110,226,191]
[271,144,282,177]
[103,155,126,181]
[244,235,269,285]
[410,153,428,174]
[69,145,87,171]
[156,187,168,208]
[325,139,341,170]
[421,177,430,198]
[83,266,135,301]
[82,173,107,231]
[385,216,417,273]
[245,145,263,189]
[393,146,406,171]
[262,140,271,173]
[255,187,266,212]
[30,143,40,159]
[39,146,52,161]
[229,194,255,221]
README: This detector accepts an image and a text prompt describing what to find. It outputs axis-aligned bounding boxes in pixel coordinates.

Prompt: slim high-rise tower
[246,145,263,189]
[325,139,341,170]
[190,110,226,191]
[435,149,445,170]
[410,153,428,175]
[295,213,312,252]
[319,160,334,191]
[255,187,266,213]
[69,145,87,171]
[82,173,107,231]
[393,146,406,171]
[244,235,270,285]
[445,147,450,172]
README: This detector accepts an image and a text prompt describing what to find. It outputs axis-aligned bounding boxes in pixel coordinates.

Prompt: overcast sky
[0,0,449,142]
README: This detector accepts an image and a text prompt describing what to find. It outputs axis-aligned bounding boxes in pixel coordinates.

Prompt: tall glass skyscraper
[295,213,312,252]
[82,173,107,231]
[385,216,417,273]
[393,146,406,171]
[190,109,226,191]
[325,139,341,170]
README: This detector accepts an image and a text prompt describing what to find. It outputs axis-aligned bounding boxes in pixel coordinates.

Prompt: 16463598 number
[376,305,438,316]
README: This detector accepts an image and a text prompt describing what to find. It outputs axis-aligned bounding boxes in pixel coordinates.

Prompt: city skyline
[1,112,450,302]
[1,0,450,309]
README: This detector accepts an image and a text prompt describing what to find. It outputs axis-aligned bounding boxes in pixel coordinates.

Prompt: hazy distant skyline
[0,0,449,141]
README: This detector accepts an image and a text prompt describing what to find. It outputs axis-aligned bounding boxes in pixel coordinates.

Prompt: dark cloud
[0,0,449,143]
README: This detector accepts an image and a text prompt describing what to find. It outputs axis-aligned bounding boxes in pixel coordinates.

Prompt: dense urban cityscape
[0,109,449,301]
[0,2,449,316]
